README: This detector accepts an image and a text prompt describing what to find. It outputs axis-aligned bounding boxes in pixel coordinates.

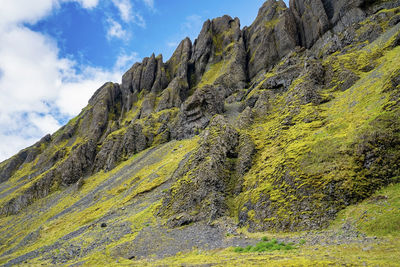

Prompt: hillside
[1,0,400,265]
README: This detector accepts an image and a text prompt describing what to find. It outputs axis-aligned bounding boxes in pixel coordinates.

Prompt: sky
[0,0,289,161]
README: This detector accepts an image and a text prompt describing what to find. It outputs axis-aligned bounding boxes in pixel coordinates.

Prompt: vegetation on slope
[233,18,400,231]
[0,139,197,265]
[0,0,399,266]
[135,183,400,266]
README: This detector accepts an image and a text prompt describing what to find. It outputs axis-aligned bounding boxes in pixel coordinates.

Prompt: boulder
[246,0,298,79]
[172,85,225,139]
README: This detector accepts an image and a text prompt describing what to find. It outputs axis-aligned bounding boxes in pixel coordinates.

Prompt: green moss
[0,138,198,265]
[197,61,225,88]
[132,237,400,266]
[265,18,279,29]
[212,34,223,55]
[332,183,400,237]
[233,24,400,231]
[211,26,235,56]
[121,91,146,124]
[1,7,400,266]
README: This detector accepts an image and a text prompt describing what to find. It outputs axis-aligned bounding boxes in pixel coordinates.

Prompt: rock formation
[1,0,400,239]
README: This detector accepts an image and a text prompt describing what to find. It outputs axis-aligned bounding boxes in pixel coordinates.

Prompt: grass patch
[233,238,295,253]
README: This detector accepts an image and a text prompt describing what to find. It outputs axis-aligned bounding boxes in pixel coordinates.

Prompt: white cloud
[133,12,146,28]
[167,41,179,48]
[182,15,203,33]
[0,0,140,161]
[57,52,140,115]
[29,113,62,135]
[111,0,132,22]
[56,67,118,116]
[114,52,141,71]
[0,135,39,163]
[72,0,99,9]
[0,27,66,113]
[0,0,98,30]
[111,0,146,27]
[106,18,129,40]
[0,0,56,28]
[142,0,154,9]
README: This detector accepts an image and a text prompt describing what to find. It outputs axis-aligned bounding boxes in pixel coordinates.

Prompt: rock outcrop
[157,38,193,111]
[0,135,50,183]
[172,85,225,139]
[245,0,298,80]
[160,116,241,226]
[191,15,247,92]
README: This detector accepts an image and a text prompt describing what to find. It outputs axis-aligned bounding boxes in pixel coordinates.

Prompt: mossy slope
[0,0,399,266]
[234,20,400,231]
[0,139,198,266]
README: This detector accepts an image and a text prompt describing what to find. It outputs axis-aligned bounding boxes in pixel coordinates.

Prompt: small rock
[128,255,135,260]
[100,223,107,228]
[362,246,373,252]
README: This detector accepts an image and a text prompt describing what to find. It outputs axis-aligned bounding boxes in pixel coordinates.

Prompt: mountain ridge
[0,0,400,265]
[0,0,399,224]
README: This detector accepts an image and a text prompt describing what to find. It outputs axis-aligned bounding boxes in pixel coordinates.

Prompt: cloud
[56,52,140,116]
[132,12,146,28]
[142,0,154,9]
[55,67,119,116]
[73,0,99,9]
[182,15,203,33]
[0,0,55,28]
[111,0,146,27]
[167,41,179,48]
[0,27,66,114]
[114,52,141,71]
[0,0,99,29]
[0,135,38,163]
[29,113,62,135]
[111,0,132,22]
[106,18,129,40]
[0,0,140,161]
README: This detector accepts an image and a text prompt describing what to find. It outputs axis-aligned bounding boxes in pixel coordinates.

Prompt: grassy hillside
[135,183,400,266]
[0,139,198,265]
[233,19,400,231]
[0,2,399,266]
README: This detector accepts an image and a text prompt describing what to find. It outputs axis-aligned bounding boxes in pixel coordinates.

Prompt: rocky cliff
[1,0,400,265]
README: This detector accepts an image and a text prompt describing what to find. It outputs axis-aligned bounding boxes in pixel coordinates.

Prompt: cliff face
[1,0,400,264]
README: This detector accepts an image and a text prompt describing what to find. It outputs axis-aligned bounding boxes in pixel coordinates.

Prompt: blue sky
[29,0,277,70]
[0,0,289,161]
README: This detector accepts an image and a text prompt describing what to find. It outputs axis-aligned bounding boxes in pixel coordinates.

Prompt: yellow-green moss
[132,237,400,266]
[233,24,400,230]
[0,138,198,265]
[332,183,400,237]
[265,18,279,29]
[197,61,225,88]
